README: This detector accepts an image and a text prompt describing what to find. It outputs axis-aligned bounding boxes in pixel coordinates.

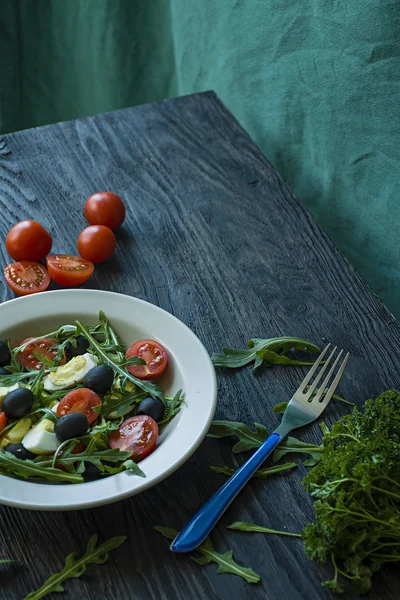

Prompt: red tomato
[0,412,7,431]
[126,339,168,380]
[57,388,101,425]
[4,261,50,296]
[46,255,94,287]
[19,337,65,371]
[6,220,52,261]
[77,225,116,263]
[84,192,126,230]
[109,415,158,461]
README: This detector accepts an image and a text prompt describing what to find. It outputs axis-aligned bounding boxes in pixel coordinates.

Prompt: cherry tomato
[57,388,101,425]
[0,412,7,431]
[126,339,168,380]
[84,192,126,230]
[46,255,94,287]
[109,415,158,461]
[6,220,52,261]
[77,225,116,263]
[4,261,50,296]
[18,337,66,371]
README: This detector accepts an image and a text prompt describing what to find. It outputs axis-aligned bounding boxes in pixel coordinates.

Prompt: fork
[171,344,349,553]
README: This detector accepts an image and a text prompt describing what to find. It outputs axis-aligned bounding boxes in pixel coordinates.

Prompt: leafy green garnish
[208,421,269,452]
[96,389,147,417]
[228,521,301,538]
[208,420,322,466]
[32,352,54,369]
[272,437,322,467]
[155,527,260,584]
[302,390,400,595]
[158,390,184,425]
[76,318,165,403]
[24,534,126,600]
[0,451,83,483]
[211,462,297,479]
[0,559,14,564]
[212,337,319,370]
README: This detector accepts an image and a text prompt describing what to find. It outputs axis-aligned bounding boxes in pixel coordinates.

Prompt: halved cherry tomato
[126,339,168,380]
[19,337,65,371]
[109,415,158,461]
[77,225,116,263]
[46,255,94,287]
[0,412,7,431]
[57,388,101,425]
[4,261,50,296]
[6,220,52,261]
[84,192,126,230]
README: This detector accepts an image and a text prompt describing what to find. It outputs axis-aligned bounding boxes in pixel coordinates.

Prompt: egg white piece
[22,419,60,455]
[0,383,19,407]
[43,353,98,391]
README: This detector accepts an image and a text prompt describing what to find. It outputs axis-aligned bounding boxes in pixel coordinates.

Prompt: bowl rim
[0,289,217,510]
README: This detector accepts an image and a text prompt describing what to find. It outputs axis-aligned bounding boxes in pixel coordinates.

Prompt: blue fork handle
[170,432,282,552]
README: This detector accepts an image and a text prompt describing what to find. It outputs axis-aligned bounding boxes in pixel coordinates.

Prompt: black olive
[55,412,89,441]
[83,365,114,394]
[3,388,34,419]
[0,341,11,367]
[137,397,165,422]
[0,367,10,376]
[65,336,90,360]
[5,443,35,461]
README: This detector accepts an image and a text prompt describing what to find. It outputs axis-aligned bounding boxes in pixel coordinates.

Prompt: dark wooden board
[0,92,399,600]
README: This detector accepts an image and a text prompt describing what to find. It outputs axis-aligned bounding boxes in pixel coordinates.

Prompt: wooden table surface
[0,92,399,600]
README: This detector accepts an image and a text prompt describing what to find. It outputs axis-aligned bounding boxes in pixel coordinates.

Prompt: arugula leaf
[227,521,301,538]
[208,420,269,452]
[272,437,322,466]
[32,352,54,369]
[120,356,147,367]
[212,336,319,370]
[158,390,184,425]
[210,462,297,479]
[155,527,260,584]
[76,319,165,403]
[0,559,13,564]
[0,451,83,483]
[103,460,146,477]
[24,534,126,600]
[96,389,147,417]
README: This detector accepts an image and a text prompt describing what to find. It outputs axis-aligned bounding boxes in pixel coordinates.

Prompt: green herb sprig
[212,337,319,370]
[228,521,301,538]
[155,527,260,584]
[24,534,126,600]
[211,462,297,479]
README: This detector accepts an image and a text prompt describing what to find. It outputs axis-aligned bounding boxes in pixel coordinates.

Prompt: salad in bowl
[0,290,216,510]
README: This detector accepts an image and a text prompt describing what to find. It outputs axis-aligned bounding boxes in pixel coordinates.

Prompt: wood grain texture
[0,91,399,600]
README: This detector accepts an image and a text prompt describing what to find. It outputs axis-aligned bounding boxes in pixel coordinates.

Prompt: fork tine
[318,352,350,405]
[297,343,331,393]
[304,346,338,399]
[313,349,344,402]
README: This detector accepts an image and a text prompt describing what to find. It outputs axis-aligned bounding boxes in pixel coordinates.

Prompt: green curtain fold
[1,0,399,316]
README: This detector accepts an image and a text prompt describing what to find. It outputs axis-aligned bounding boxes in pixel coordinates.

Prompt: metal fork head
[278,344,349,434]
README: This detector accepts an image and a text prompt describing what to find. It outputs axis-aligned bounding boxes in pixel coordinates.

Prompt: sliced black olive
[0,341,11,367]
[55,412,89,441]
[65,335,90,360]
[0,367,10,376]
[137,397,165,422]
[5,443,35,461]
[83,365,114,394]
[3,388,34,419]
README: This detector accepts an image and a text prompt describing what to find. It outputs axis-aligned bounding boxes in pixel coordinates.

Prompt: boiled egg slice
[43,353,98,391]
[22,419,60,455]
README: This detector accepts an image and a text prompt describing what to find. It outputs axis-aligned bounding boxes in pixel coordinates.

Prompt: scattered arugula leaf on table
[208,420,322,465]
[24,534,126,600]
[211,462,297,479]
[228,521,301,538]
[211,336,319,370]
[0,559,14,564]
[154,527,260,584]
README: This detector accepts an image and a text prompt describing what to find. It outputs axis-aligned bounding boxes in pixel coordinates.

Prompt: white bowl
[0,290,217,510]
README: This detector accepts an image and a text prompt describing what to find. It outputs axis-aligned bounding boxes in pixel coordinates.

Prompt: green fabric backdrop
[1,0,399,316]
